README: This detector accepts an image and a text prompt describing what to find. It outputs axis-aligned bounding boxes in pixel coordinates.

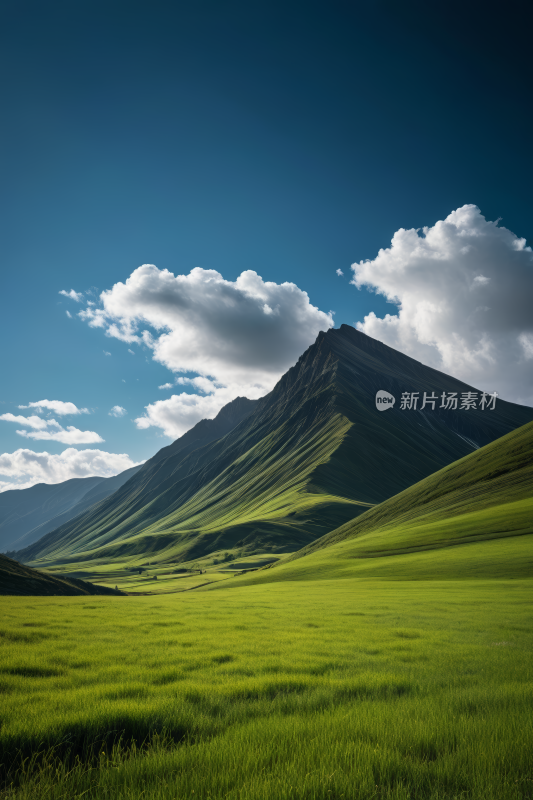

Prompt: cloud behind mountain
[80,266,334,436]
[352,205,533,405]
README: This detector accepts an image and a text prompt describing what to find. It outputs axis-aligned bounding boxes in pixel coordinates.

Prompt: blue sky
[1,0,532,489]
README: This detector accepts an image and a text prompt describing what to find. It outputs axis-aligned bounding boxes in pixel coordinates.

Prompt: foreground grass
[1,579,532,798]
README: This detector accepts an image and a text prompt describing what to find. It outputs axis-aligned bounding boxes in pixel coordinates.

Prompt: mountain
[16,325,533,571]
[148,396,259,466]
[236,419,533,584]
[0,553,125,595]
[0,466,142,553]
[16,395,260,564]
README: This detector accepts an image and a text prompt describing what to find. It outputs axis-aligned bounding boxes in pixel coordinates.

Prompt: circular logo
[375,390,396,411]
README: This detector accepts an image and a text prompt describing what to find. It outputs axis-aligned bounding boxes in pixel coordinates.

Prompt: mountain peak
[15,328,533,569]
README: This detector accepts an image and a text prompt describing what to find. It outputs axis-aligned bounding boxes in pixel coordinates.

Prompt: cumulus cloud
[19,400,89,415]
[158,383,174,390]
[109,405,127,417]
[336,268,344,276]
[0,412,102,444]
[79,266,333,437]
[352,205,533,406]
[59,289,83,302]
[0,448,143,492]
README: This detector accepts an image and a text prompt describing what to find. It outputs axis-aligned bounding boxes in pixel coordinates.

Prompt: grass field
[1,577,532,799]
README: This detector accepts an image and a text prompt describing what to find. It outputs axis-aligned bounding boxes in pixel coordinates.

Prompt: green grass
[3,364,533,796]
[1,578,532,799]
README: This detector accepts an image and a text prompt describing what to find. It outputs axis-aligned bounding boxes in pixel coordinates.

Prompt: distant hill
[0,466,142,553]
[238,420,533,584]
[16,326,533,571]
[0,553,125,595]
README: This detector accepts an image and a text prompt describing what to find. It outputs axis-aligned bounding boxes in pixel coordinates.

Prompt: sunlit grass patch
[0,579,532,799]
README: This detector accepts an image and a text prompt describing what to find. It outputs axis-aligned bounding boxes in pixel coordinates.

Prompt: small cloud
[519,333,533,359]
[473,275,490,286]
[158,383,174,390]
[1,413,103,444]
[59,289,83,302]
[122,379,126,383]
[66,310,72,318]
[16,427,104,444]
[128,349,135,355]
[104,351,112,356]
[19,400,89,416]
[109,405,127,417]
[336,269,344,276]
[1,413,60,431]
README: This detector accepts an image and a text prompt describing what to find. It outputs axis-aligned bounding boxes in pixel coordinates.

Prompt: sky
[1,0,532,490]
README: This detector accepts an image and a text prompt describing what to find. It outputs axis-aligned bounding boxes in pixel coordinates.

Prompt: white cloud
[518,332,533,359]
[1,411,102,444]
[0,448,143,492]
[0,414,60,431]
[128,348,135,354]
[352,205,533,406]
[79,265,333,437]
[109,405,127,417]
[16,428,104,444]
[104,351,112,356]
[66,310,72,318]
[158,383,174,390]
[59,289,83,302]
[18,400,89,416]
[336,268,344,276]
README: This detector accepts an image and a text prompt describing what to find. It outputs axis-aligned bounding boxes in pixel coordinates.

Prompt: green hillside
[230,420,533,586]
[17,327,533,575]
[0,553,125,596]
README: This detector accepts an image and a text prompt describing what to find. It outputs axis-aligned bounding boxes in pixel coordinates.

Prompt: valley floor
[1,577,532,799]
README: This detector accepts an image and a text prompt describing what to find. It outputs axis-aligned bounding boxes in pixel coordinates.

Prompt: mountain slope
[0,467,142,553]
[0,477,105,553]
[18,326,533,570]
[231,420,533,585]
[0,553,125,596]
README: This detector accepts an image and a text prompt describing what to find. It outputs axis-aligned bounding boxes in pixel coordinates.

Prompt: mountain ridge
[16,326,533,570]
[0,468,144,554]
